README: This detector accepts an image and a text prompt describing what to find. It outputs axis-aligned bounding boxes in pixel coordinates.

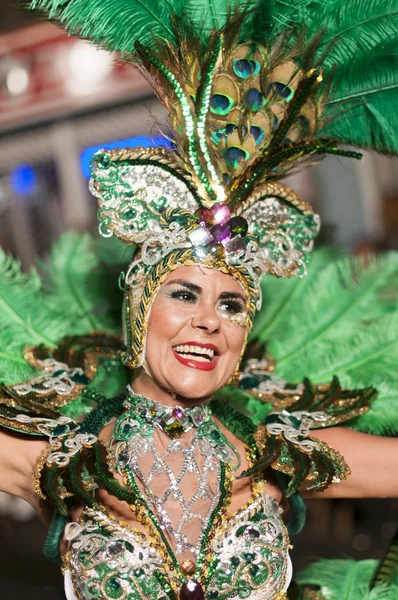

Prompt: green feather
[0,250,68,384]
[29,0,246,52]
[322,49,398,153]
[42,231,121,335]
[295,558,398,599]
[267,253,398,374]
[30,0,176,53]
[251,251,398,435]
[308,0,398,64]
[0,232,124,385]
[250,248,341,342]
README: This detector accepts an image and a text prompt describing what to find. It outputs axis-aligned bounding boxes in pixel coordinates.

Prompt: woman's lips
[172,348,219,371]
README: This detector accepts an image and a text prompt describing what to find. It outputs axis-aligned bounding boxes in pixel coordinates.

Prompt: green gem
[210,429,222,441]
[133,568,144,577]
[304,215,314,227]
[249,564,259,577]
[152,195,167,209]
[231,557,240,567]
[52,424,68,437]
[208,592,219,599]
[164,421,185,438]
[121,423,134,436]
[242,552,256,562]
[53,369,66,377]
[239,376,258,389]
[104,577,123,599]
[249,563,269,586]
[122,208,137,221]
[71,372,90,385]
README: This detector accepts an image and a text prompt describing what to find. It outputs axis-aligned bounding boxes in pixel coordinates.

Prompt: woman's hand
[304,427,398,499]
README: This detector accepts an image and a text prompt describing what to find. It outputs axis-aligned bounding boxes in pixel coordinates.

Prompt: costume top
[0,0,397,597]
[0,331,382,600]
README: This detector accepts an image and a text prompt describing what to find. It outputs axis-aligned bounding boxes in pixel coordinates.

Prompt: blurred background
[0,1,397,599]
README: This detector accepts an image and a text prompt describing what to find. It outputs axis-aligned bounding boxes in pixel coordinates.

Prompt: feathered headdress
[30,0,398,367]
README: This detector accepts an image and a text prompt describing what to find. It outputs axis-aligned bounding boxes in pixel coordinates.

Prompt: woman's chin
[165,373,230,401]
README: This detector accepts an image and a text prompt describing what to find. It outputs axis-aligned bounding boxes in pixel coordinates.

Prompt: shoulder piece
[237,409,350,497]
[238,357,377,428]
[211,394,349,497]
[31,393,127,514]
[0,333,124,435]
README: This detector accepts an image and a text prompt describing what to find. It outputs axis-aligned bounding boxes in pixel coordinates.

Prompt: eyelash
[170,288,198,303]
[170,288,245,315]
[218,299,246,314]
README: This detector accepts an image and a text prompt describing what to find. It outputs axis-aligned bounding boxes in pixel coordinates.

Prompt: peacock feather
[29,0,398,207]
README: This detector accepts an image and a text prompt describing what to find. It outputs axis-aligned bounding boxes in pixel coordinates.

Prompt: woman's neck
[131,370,211,408]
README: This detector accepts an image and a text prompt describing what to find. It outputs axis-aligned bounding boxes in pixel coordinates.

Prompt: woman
[1,256,398,599]
[1,0,398,598]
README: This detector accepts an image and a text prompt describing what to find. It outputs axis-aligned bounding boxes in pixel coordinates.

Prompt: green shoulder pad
[0,332,128,432]
[237,358,377,428]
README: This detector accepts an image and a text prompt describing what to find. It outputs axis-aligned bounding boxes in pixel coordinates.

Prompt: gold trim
[32,444,51,500]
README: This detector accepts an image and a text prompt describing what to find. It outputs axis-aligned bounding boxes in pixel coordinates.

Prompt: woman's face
[144,266,248,400]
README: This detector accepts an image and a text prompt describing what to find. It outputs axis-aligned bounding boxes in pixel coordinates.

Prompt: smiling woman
[1,0,398,599]
[142,267,248,400]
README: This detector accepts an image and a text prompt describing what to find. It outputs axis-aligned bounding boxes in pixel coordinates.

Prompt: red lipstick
[172,349,219,371]
[171,341,220,371]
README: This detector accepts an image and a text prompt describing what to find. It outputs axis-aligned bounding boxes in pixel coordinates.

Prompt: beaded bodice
[64,487,291,600]
[63,394,291,599]
[110,393,242,560]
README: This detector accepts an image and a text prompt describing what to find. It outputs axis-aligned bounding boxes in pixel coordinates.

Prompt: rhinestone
[118,451,129,467]
[179,580,204,600]
[180,559,196,576]
[188,224,213,247]
[172,407,184,419]
[244,525,260,541]
[107,540,125,557]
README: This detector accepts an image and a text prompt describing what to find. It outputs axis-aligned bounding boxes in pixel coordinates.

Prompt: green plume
[322,48,398,153]
[29,0,398,156]
[0,232,125,385]
[0,250,66,383]
[251,250,398,435]
[295,558,398,599]
[42,231,122,335]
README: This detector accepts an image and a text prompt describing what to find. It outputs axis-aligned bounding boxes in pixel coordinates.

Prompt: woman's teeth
[173,344,215,362]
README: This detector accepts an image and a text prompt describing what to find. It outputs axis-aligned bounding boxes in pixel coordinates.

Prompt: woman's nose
[191,305,221,334]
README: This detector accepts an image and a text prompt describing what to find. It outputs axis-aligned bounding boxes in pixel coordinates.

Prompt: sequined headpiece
[31,0,398,367]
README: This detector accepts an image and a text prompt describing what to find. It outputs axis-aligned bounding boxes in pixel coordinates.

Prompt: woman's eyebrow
[165,279,202,293]
[219,290,246,303]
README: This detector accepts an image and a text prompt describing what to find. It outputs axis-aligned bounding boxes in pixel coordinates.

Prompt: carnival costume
[1,0,398,598]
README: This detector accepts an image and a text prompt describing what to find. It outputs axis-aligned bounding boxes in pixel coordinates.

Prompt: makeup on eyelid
[160,281,248,327]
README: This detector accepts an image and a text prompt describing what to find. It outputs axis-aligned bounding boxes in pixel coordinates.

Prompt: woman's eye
[170,289,198,303]
[218,299,245,314]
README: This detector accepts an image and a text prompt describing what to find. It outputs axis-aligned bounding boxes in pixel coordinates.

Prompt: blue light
[80,135,172,178]
[10,164,37,195]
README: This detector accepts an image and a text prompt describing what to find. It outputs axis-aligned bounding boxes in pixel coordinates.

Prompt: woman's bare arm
[0,428,48,511]
[303,427,398,499]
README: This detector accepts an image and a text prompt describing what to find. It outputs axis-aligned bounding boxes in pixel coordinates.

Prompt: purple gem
[224,234,246,256]
[210,222,232,244]
[198,208,215,224]
[211,202,231,225]
[179,580,205,600]
[172,407,184,419]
